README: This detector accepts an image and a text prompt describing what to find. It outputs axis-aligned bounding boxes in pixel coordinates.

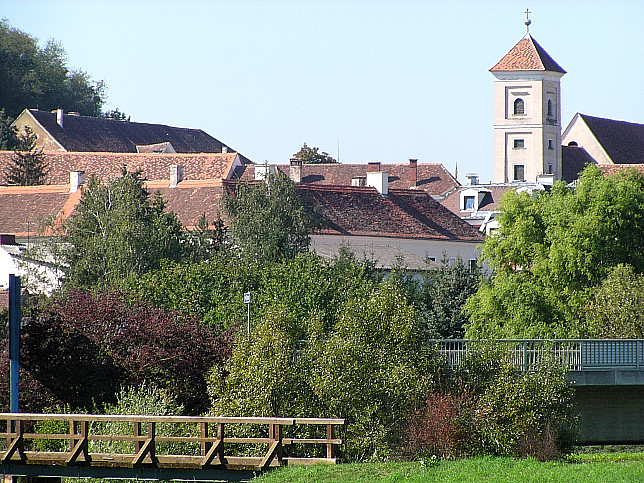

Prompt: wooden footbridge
[0,413,344,482]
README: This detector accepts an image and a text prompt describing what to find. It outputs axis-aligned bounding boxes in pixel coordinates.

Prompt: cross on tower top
[525,8,532,33]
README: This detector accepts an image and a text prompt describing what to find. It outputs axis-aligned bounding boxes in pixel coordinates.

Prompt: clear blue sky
[3,1,643,183]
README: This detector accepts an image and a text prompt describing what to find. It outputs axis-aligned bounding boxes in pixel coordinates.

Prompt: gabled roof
[296,184,483,241]
[20,109,239,155]
[596,164,644,177]
[239,162,459,198]
[561,145,597,183]
[490,34,566,73]
[0,151,242,185]
[574,114,644,165]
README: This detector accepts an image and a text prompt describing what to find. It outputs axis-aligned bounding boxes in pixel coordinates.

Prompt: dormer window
[464,196,475,210]
[514,98,525,116]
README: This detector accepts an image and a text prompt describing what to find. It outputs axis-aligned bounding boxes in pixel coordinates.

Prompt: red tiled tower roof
[490,34,566,73]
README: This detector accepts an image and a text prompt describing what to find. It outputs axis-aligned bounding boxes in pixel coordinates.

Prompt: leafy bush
[407,344,577,461]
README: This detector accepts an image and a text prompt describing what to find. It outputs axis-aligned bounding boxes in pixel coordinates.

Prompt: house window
[548,139,554,150]
[513,139,525,149]
[468,259,477,272]
[514,164,525,181]
[547,99,553,116]
[514,98,525,115]
[464,196,475,210]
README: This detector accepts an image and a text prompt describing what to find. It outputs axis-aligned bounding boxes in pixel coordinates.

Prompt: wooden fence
[0,413,344,474]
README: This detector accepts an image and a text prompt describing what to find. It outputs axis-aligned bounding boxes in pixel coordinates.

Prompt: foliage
[415,259,480,339]
[3,126,48,185]
[292,142,338,164]
[222,172,314,262]
[103,108,129,121]
[0,19,105,118]
[465,165,644,338]
[209,278,441,462]
[0,108,18,150]
[407,344,577,461]
[183,213,228,263]
[62,169,185,289]
[583,264,644,338]
[90,384,198,456]
[19,290,233,414]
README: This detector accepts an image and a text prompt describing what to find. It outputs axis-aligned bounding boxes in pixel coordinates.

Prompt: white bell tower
[490,12,566,184]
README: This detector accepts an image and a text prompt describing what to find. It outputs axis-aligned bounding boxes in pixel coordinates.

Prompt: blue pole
[8,274,20,413]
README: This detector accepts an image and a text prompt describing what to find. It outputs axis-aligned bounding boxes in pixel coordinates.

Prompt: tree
[417,259,481,339]
[465,165,644,338]
[3,126,48,185]
[222,172,314,262]
[62,169,185,289]
[0,19,106,118]
[293,143,337,164]
[0,109,19,150]
[103,108,129,121]
[20,290,234,414]
[583,264,644,338]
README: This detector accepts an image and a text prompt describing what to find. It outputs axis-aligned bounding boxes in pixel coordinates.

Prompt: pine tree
[4,126,48,185]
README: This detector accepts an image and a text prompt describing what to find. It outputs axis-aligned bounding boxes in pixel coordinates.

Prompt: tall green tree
[62,169,185,289]
[0,109,19,150]
[0,19,106,118]
[293,142,337,164]
[465,165,644,338]
[3,126,48,185]
[222,172,314,262]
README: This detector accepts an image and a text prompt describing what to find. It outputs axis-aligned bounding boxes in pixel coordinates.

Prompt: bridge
[433,339,644,445]
[0,414,344,482]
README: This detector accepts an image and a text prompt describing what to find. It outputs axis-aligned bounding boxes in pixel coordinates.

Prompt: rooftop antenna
[525,8,532,34]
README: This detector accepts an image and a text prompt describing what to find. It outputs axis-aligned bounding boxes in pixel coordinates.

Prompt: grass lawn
[254,454,644,482]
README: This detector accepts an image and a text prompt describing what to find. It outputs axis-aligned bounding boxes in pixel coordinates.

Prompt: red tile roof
[490,34,566,73]
[0,151,240,185]
[0,185,72,236]
[240,162,459,198]
[296,184,483,241]
[596,164,644,177]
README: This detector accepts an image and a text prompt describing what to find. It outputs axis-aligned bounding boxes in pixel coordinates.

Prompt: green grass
[254,455,644,482]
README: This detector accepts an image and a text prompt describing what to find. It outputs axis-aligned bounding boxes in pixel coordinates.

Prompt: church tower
[490,14,566,183]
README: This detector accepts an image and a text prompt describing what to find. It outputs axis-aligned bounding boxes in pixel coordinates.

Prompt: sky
[3,0,644,184]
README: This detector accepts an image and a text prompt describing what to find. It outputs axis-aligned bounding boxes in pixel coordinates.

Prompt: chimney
[289,157,303,183]
[56,108,64,128]
[466,173,479,186]
[169,165,184,187]
[366,170,389,195]
[367,161,381,173]
[409,159,418,188]
[70,170,86,193]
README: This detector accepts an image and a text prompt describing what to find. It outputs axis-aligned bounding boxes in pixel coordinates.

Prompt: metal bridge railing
[430,339,644,372]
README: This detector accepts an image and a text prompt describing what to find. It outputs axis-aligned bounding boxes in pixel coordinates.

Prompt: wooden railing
[0,413,344,473]
[431,339,644,372]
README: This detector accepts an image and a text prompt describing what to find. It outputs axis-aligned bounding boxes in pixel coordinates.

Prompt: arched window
[547,99,553,116]
[514,98,525,116]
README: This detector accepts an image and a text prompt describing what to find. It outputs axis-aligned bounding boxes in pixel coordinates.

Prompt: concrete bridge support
[575,385,644,444]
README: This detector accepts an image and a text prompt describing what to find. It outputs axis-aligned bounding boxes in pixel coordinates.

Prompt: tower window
[548,139,554,150]
[514,165,525,181]
[547,99,553,116]
[514,98,525,115]
[548,163,554,174]
[513,139,525,149]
